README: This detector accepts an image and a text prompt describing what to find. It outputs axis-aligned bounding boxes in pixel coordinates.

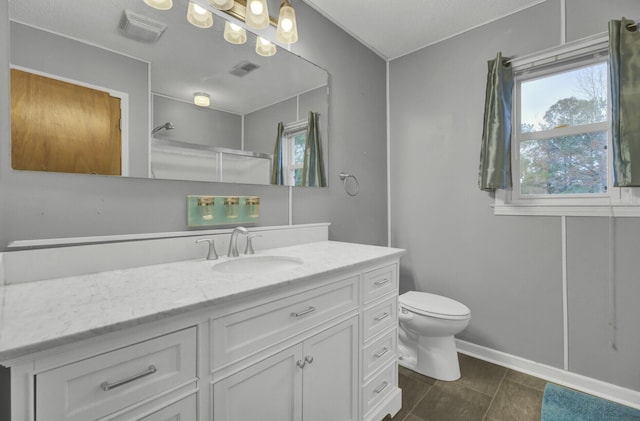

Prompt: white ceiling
[303,0,547,60]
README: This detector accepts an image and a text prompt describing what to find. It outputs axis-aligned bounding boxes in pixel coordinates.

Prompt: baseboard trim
[455,339,640,410]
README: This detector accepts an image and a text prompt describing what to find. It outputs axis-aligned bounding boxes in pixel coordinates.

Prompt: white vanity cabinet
[213,316,358,421]
[210,262,400,421]
[25,327,199,421]
[0,242,403,421]
[361,263,401,421]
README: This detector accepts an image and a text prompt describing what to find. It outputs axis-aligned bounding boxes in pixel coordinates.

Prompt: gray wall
[0,0,388,247]
[244,86,328,156]
[10,22,150,178]
[152,95,242,150]
[390,0,640,391]
[245,97,296,154]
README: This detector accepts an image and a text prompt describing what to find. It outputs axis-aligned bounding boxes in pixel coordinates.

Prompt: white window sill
[493,204,640,217]
[493,187,640,217]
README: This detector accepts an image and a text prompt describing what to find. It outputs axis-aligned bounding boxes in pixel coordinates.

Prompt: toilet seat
[400,291,470,320]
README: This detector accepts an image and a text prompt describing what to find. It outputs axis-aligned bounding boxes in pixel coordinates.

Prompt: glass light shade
[223,22,247,44]
[143,0,173,10]
[187,2,213,28]
[276,4,298,44]
[194,92,211,107]
[245,0,269,29]
[208,0,234,10]
[255,37,276,57]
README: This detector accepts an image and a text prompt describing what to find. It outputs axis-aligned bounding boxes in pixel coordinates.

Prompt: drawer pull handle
[100,365,157,391]
[296,359,306,369]
[305,355,314,364]
[291,306,316,317]
[374,312,390,321]
[374,278,390,286]
[374,381,389,394]
[373,347,389,359]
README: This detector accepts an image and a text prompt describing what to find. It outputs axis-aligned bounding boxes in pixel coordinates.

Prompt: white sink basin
[212,256,304,274]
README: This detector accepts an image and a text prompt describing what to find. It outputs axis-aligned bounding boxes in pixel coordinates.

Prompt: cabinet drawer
[212,276,358,369]
[362,329,396,380]
[362,361,397,417]
[139,394,197,421]
[363,297,397,341]
[362,264,397,304]
[35,327,197,421]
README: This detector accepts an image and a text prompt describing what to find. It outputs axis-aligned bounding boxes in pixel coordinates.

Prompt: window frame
[281,119,307,186]
[493,34,640,217]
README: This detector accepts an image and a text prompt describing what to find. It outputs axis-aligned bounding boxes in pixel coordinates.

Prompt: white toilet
[398,291,471,381]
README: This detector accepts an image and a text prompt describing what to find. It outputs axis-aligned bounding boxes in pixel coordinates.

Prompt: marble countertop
[0,241,404,363]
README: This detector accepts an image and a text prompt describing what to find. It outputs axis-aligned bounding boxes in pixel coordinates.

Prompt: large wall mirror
[9,0,329,186]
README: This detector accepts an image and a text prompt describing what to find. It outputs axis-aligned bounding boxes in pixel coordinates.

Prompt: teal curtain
[478,52,514,191]
[609,18,640,186]
[302,111,326,187]
[271,122,285,185]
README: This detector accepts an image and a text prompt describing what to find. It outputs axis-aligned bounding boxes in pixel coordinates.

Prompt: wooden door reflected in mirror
[11,69,122,175]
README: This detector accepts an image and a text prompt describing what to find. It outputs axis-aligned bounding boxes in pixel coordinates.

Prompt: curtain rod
[505,32,608,67]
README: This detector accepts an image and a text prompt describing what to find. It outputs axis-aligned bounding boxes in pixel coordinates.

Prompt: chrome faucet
[227,226,249,257]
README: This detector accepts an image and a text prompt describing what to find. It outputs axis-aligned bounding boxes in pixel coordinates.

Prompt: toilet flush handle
[398,307,414,322]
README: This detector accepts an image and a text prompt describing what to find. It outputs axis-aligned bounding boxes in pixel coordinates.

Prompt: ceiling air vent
[229,61,260,77]
[119,10,167,43]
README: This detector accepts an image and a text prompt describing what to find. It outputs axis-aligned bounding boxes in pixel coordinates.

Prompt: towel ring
[339,172,359,197]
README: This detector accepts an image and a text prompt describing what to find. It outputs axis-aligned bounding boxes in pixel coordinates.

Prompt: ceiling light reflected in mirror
[187,2,214,28]
[144,0,173,11]
[193,92,211,107]
[224,21,247,44]
[255,36,276,56]
[208,0,234,11]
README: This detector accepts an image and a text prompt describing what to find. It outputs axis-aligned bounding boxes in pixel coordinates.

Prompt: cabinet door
[213,344,303,421]
[302,317,358,421]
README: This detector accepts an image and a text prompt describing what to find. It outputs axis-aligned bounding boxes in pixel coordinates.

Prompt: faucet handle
[196,238,218,260]
[244,234,262,255]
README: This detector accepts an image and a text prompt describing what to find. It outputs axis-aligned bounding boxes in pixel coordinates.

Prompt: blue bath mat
[541,383,640,421]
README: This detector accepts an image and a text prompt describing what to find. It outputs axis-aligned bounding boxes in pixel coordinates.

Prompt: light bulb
[281,18,293,32]
[249,0,263,15]
[193,3,207,14]
[245,0,269,29]
[230,23,241,31]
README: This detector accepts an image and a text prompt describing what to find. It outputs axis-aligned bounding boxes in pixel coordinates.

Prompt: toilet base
[398,334,461,381]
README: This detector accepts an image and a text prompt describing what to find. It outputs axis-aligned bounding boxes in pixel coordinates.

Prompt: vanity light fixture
[208,0,235,10]
[245,0,269,29]
[276,0,298,44]
[143,0,173,10]
[255,36,277,56]
[224,21,247,44]
[187,2,214,28]
[194,92,211,107]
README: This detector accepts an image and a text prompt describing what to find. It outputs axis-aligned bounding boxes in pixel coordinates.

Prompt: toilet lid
[400,291,471,320]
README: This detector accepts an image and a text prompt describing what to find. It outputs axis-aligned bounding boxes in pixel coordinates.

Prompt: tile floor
[385,353,547,421]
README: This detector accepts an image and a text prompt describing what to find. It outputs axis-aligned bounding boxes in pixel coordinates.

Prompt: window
[494,36,640,216]
[516,60,609,197]
[282,120,307,186]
